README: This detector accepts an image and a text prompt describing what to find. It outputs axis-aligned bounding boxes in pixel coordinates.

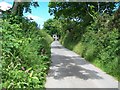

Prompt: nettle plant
[1,15,51,88]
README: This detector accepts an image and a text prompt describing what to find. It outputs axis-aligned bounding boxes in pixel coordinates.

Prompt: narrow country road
[45,41,118,88]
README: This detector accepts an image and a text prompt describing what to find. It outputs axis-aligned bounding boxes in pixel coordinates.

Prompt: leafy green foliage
[1,15,52,89]
[48,2,119,22]
[43,19,62,37]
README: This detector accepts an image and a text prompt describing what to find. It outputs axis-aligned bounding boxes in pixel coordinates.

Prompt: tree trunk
[11,0,23,15]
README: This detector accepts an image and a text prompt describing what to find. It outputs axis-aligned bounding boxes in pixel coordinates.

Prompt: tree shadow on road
[47,53,103,80]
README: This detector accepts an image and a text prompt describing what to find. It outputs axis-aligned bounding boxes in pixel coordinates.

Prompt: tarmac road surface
[45,41,118,88]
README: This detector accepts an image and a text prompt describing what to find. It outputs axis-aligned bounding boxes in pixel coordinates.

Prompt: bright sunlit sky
[23,2,54,29]
[0,0,53,29]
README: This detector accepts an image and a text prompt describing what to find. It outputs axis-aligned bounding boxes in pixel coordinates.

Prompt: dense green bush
[1,16,52,89]
[61,13,120,81]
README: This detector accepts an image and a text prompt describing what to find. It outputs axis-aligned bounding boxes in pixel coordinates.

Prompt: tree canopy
[12,0,39,16]
[43,19,62,36]
[48,2,119,23]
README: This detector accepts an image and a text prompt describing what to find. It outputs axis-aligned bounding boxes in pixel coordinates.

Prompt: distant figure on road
[53,34,58,41]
